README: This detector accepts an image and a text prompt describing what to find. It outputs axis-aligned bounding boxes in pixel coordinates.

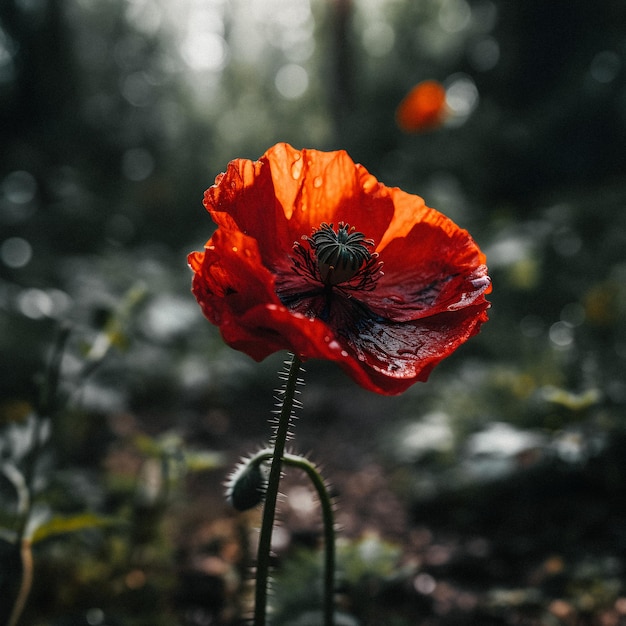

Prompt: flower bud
[225,456,268,511]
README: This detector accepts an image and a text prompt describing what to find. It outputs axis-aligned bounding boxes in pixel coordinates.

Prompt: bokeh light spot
[17,288,53,319]
[121,148,154,181]
[414,572,437,595]
[121,71,153,107]
[590,50,620,84]
[253,0,311,30]
[47,289,72,318]
[470,37,500,71]
[125,0,163,34]
[85,608,105,626]
[275,63,308,99]
[445,74,479,124]
[362,22,395,58]
[2,170,37,204]
[180,32,228,72]
[287,485,317,516]
[549,321,574,348]
[396,80,447,132]
[125,569,146,589]
[1,237,32,268]
[142,295,200,342]
[472,0,498,32]
[439,0,471,33]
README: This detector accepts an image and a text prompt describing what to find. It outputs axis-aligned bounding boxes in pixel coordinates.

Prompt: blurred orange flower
[188,143,490,395]
[396,80,448,132]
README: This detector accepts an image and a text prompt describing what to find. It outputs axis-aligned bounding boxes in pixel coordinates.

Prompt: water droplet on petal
[362,175,378,193]
[388,294,405,303]
[341,350,349,357]
[313,176,323,188]
[324,335,331,343]
[291,158,303,179]
[232,246,238,252]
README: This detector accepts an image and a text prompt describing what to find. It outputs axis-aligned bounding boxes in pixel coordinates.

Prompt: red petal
[190,143,491,395]
[334,301,490,394]
[189,228,281,328]
[355,185,491,321]
[285,290,490,395]
[203,143,395,268]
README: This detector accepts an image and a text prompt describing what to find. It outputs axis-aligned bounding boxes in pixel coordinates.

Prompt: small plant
[188,143,491,625]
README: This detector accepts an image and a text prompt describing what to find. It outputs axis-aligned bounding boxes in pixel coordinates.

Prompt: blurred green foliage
[1,0,626,624]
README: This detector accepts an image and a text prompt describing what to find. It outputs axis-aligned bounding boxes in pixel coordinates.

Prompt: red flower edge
[189,143,491,395]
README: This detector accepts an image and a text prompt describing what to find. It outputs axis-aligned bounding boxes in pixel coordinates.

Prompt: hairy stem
[283,453,335,626]
[254,354,302,626]
[247,449,337,626]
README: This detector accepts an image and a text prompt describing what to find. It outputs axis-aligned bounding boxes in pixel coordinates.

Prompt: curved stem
[8,324,71,626]
[247,448,336,626]
[7,539,33,626]
[283,453,335,626]
[254,354,302,626]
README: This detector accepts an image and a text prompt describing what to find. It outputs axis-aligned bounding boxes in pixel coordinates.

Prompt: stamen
[307,222,375,286]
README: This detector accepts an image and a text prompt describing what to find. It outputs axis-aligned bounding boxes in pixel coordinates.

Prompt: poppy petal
[336,300,490,395]
[189,143,491,395]
[204,144,395,268]
[371,222,490,321]
[189,228,281,328]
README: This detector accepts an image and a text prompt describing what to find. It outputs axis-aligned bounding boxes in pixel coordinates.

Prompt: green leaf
[184,450,225,472]
[85,283,149,362]
[29,513,122,544]
[132,433,166,457]
[541,386,602,411]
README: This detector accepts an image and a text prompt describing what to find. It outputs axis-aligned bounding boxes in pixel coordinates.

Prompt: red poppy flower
[188,143,490,395]
[396,80,448,132]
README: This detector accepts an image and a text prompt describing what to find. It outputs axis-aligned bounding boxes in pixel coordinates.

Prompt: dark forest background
[1,0,626,624]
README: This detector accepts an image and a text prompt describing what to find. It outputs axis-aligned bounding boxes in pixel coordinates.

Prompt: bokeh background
[2,0,626,624]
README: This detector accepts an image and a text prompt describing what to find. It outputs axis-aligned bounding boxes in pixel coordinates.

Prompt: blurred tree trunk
[0,0,79,161]
[330,0,354,144]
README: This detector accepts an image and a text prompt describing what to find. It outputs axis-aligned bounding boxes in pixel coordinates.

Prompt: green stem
[37,323,71,418]
[247,448,336,626]
[283,453,335,626]
[254,354,302,626]
[8,324,71,626]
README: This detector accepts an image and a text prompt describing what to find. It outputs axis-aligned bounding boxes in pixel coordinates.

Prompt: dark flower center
[278,222,382,321]
[307,222,375,286]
